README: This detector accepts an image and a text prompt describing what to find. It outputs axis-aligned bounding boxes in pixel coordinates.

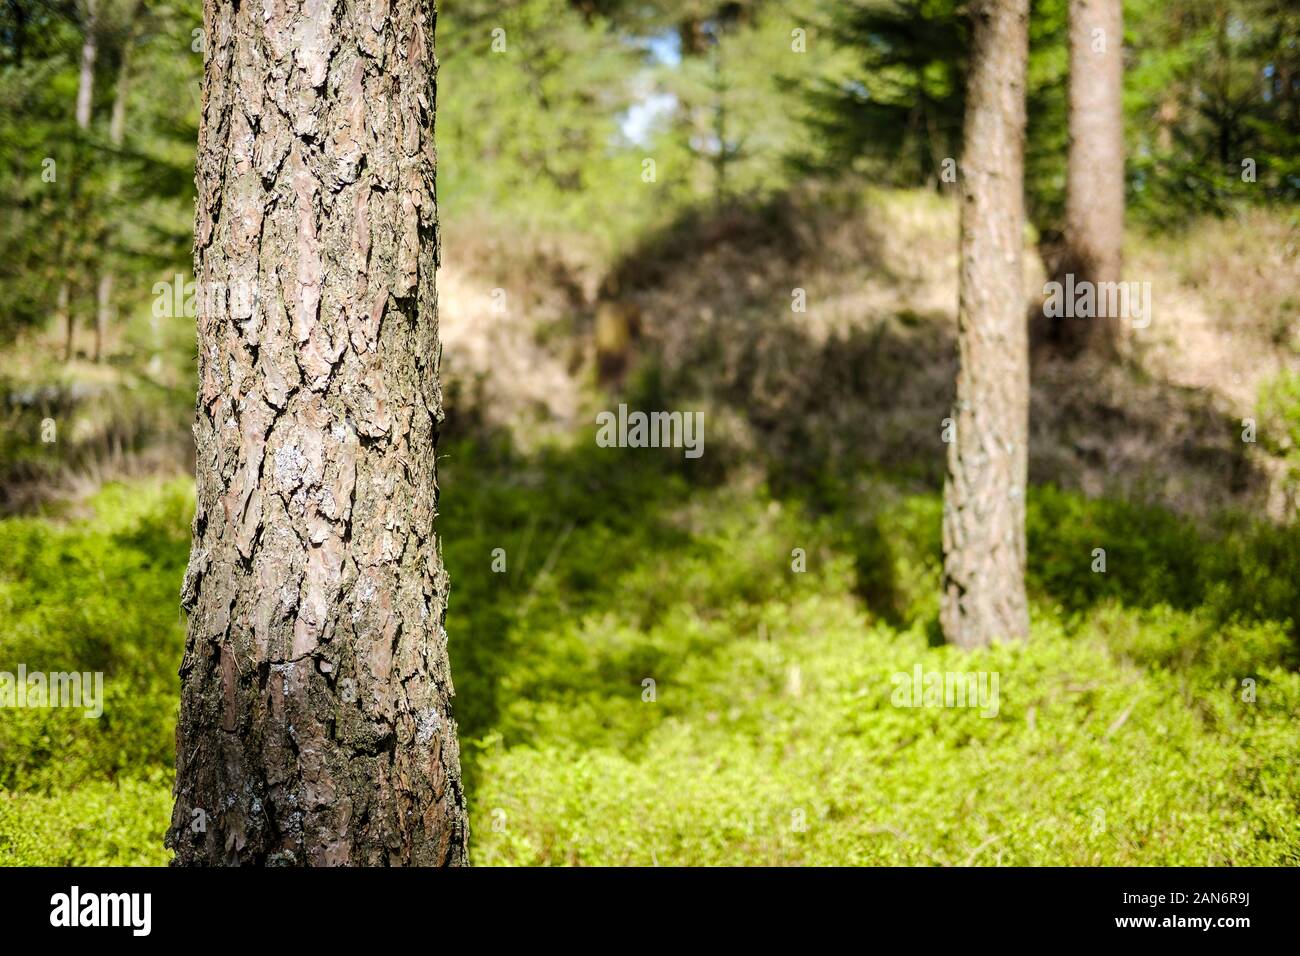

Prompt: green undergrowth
[0,440,1296,864]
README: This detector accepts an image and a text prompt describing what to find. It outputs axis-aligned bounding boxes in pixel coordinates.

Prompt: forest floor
[1,187,1297,865]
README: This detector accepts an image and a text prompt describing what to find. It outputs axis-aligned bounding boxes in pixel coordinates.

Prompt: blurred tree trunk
[62,0,97,363]
[167,0,468,866]
[594,275,641,389]
[1059,0,1125,356]
[6,0,29,65]
[94,6,136,364]
[57,284,71,360]
[74,0,96,129]
[940,0,1031,649]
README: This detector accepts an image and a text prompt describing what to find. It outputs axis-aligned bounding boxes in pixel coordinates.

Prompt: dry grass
[433,186,1298,519]
[9,192,1295,520]
[437,215,605,445]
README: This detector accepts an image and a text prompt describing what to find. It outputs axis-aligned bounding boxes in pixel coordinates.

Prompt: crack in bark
[169,0,467,867]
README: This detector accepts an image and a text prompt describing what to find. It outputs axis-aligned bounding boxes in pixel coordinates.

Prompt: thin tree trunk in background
[95,11,135,364]
[1060,0,1124,356]
[7,0,28,65]
[58,283,71,360]
[167,0,468,866]
[74,0,97,129]
[678,16,716,197]
[62,0,97,363]
[711,38,728,205]
[940,0,1031,650]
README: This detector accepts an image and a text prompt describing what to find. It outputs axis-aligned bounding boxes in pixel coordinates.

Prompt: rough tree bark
[1059,0,1124,355]
[167,0,468,866]
[940,0,1031,649]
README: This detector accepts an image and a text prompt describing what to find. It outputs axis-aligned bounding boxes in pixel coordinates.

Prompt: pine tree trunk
[167,0,468,866]
[1060,0,1124,355]
[940,0,1031,650]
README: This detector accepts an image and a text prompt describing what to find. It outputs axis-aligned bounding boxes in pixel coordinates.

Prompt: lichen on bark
[168,0,468,866]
